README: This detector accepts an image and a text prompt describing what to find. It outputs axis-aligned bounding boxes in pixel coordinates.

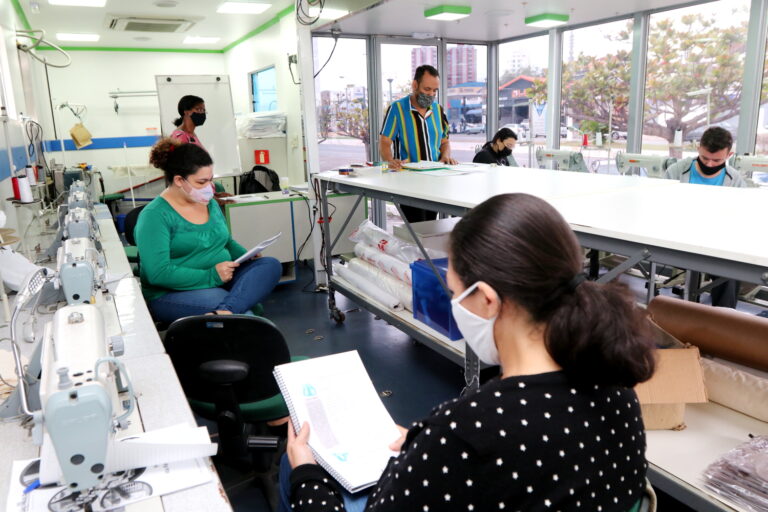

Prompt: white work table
[315,167,768,511]
[0,204,231,511]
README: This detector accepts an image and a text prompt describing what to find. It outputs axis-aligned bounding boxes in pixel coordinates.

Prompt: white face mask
[450,281,500,366]
[181,179,214,204]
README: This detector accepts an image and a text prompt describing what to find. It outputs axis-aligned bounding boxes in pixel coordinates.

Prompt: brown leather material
[647,296,768,372]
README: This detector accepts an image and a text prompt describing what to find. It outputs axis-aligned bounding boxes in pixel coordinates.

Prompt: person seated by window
[280,193,656,512]
[136,138,282,325]
[473,127,519,167]
[664,126,746,308]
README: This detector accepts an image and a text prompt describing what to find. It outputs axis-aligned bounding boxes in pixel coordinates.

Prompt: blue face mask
[182,179,214,204]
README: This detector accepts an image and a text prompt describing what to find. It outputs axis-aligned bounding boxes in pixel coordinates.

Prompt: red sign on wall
[254,150,270,165]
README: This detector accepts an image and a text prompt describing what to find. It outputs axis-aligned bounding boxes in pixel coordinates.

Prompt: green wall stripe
[222,5,295,52]
[10,0,32,31]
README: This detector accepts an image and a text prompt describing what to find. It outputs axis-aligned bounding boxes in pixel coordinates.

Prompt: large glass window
[498,35,548,167]
[381,43,438,111]
[560,20,633,174]
[313,37,369,171]
[445,43,487,162]
[250,66,277,112]
[643,1,750,160]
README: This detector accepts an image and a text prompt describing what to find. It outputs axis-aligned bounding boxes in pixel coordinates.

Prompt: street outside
[318,133,697,173]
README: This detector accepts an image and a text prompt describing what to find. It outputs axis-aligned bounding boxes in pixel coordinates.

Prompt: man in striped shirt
[379,65,456,222]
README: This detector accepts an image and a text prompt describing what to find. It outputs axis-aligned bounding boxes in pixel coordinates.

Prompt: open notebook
[273,351,401,493]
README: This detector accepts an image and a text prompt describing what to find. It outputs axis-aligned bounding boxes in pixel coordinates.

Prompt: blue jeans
[278,454,369,512]
[149,257,282,325]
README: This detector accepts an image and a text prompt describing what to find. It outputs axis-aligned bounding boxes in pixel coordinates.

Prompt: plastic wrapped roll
[334,264,404,312]
[347,258,413,311]
[700,358,768,422]
[354,243,412,285]
[349,219,445,263]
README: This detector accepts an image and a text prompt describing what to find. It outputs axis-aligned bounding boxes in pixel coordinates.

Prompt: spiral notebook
[273,351,401,493]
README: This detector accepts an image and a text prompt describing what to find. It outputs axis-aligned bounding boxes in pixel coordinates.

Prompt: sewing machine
[62,207,99,240]
[56,237,106,305]
[37,303,131,491]
[535,147,589,172]
[615,152,677,178]
[729,153,768,186]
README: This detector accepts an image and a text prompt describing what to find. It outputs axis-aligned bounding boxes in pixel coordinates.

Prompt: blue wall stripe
[44,135,160,152]
[0,145,31,181]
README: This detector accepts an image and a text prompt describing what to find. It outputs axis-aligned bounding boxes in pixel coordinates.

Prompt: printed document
[234,232,281,263]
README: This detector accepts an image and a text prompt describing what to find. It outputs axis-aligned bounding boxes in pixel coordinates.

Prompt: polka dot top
[289,371,647,511]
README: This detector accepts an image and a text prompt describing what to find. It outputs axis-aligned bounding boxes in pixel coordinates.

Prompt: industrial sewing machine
[730,153,768,187]
[615,152,677,178]
[55,236,106,305]
[535,147,589,172]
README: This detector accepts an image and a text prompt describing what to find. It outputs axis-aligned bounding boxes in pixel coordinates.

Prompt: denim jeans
[149,256,282,324]
[277,454,369,512]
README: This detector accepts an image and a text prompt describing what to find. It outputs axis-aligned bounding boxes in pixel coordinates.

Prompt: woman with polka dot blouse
[281,193,656,512]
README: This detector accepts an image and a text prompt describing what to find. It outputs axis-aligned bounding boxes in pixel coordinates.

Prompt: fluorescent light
[424,5,471,21]
[524,13,569,28]
[308,7,349,19]
[217,2,271,14]
[56,33,100,42]
[183,36,220,44]
[48,0,106,6]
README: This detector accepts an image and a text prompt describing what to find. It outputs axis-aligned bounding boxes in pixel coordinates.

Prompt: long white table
[0,204,231,511]
[314,166,768,511]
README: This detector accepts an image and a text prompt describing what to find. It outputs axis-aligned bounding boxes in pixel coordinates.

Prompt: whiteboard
[155,75,241,176]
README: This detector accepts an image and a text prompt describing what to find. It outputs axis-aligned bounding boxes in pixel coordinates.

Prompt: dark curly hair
[149,137,212,184]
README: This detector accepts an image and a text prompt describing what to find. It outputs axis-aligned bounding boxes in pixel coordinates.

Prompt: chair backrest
[124,205,147,246]
[163,314,291,404]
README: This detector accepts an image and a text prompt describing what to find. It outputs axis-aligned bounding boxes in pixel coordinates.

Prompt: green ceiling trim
[222,4,295,53]
[32,3,295,54]
[37,45,224,53]
[10,0,32,31]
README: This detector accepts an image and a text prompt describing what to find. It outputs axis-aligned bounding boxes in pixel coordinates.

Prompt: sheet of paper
[39,424,217,484]
[418,169,470,177]
[274,351,401,492]
[8,457,212,512]
[402,161,448,171]
[234,232,281,263]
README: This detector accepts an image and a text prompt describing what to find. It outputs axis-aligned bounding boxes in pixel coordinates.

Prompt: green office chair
[163,314,305,508]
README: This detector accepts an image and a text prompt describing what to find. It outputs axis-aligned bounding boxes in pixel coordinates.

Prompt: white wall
[28,51,227,195]
[225,14,306,186]
[0,1,34,236]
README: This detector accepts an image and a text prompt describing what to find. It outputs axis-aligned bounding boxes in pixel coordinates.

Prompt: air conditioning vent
[107,15,196,33]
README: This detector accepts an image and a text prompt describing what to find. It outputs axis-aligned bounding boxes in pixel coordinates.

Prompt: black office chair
[123,204,146,272]
[163,314,304,508]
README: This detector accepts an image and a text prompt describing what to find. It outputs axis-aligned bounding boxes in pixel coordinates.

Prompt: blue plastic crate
[411,258,463,340]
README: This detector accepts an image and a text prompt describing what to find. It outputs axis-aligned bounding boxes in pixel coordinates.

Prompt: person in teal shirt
[136,138,282,324]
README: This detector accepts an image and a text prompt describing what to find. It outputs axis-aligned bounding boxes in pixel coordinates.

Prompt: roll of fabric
[348,258,413,311]
[700,358,768,422]
[334,263,403,312]
[349,219,444,263]
[648,295,768,372]
[354,242,412,285]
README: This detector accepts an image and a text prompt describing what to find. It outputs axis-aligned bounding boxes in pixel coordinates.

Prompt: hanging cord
[15,30,71,68]
[296,0,325,26]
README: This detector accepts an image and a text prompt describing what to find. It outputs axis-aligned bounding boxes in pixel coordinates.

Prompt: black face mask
[190,112,206,126]
[498,147,512,157]
[696,157,725,176]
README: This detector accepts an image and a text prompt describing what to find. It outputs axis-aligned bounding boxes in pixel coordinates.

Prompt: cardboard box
[393,217,460,254]
[634,346,708,430]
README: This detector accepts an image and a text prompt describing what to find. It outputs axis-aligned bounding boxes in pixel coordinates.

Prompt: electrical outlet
[288,54,298,64]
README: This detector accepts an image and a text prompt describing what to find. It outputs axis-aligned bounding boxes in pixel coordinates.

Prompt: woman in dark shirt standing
[283,193,656,512]
[473,127,520,166]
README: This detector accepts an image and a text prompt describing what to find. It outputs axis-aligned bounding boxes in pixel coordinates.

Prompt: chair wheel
[331,309,345,324]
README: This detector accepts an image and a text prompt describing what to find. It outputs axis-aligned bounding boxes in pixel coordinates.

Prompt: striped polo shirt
[380,95,450,162]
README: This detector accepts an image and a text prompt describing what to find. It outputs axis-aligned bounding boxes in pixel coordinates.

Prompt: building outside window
[250,66,277,112]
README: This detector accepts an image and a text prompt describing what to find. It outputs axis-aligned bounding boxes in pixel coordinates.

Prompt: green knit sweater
[136,196,246,302]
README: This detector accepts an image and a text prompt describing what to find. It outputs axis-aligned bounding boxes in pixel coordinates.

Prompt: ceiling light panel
[424,5,472,21]
[308,7,349,19]
[217,2,271,14]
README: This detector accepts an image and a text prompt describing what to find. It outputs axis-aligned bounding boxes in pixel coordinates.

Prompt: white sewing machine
[615,152,677,178]
[729,153,768,187]
[56,237,106,305]
[37,303,131,491]
[535,147,589,172]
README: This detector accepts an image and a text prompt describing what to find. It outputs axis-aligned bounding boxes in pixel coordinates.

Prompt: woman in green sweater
[136,138,282,324]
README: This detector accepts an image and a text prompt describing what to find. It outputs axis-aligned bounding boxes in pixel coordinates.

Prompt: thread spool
[338,168,353,176]
[17,176,34,203]
[11,177,20,200]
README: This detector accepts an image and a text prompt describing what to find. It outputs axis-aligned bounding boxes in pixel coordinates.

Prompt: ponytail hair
[449,193,655,387]
[173,94,204,127]
[149,137,212,184]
